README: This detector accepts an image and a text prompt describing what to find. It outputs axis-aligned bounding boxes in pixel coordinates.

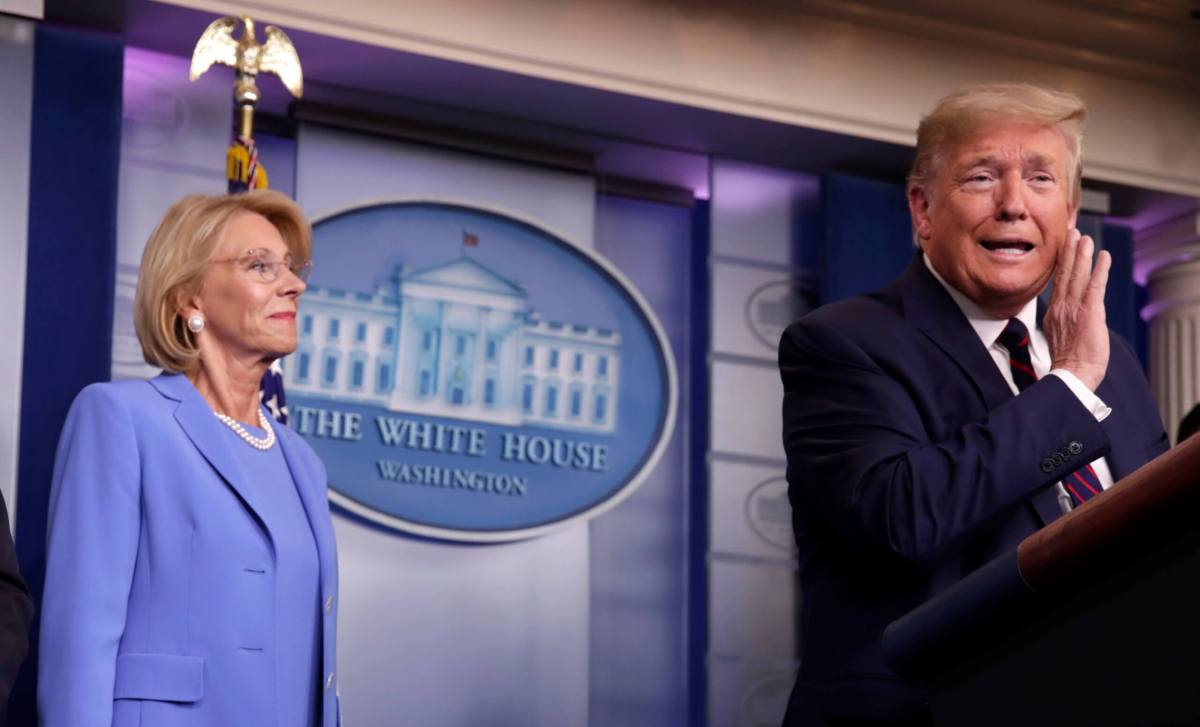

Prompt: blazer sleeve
[38,384,142,727]
[780,317,1111,565]
[0,491,33,707]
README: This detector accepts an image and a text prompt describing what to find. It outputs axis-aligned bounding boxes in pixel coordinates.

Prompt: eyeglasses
[212,250,313,284]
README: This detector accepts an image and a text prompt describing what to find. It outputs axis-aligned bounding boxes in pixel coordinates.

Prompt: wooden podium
[883,435,1200,726]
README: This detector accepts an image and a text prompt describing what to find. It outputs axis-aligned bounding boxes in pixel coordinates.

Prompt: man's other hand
[1044,228,1111,391]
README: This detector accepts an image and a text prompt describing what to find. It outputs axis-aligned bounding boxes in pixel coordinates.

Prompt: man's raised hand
[1044,228,1111,391]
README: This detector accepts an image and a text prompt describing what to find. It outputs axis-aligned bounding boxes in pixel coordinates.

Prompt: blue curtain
[590,192,695,727]
[820,173,914,305]
[11,26,123,724]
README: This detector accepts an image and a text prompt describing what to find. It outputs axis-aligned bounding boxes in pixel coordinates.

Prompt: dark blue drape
[820,173,914,305]
[1098,222,1143,365]
[11,26,123,724]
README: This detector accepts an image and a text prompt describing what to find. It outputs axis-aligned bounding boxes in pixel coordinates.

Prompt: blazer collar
[150,372,278,547]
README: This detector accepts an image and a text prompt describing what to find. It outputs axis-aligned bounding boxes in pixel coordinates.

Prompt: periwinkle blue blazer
[39,373,341,727]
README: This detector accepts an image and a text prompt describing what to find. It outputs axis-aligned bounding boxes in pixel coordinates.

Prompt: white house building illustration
[283,256,621,433]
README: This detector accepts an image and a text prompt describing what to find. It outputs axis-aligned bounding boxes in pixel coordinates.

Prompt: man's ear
[908,184,933,241]
[1067,201,1079,231]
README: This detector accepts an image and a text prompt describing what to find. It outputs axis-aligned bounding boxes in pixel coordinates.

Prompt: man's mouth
[979,239,1034,256]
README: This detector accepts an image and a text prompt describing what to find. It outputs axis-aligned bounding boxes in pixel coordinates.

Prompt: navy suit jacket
[779,256,1168,725]
[0,491,33,726]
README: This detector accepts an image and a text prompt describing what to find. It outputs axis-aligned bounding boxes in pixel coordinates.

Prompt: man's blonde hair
[907,83,1088,207]
[133,190,312,373]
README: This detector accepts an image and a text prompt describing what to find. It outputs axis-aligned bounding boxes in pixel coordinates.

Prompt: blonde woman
[39,191,340,727]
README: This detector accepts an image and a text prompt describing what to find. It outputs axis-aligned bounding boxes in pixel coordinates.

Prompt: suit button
[325,595,334,613]
[1041,458,1055,473]
[1068,440,1083,455]
[1051,453,1065,467]
[326,672,335,690]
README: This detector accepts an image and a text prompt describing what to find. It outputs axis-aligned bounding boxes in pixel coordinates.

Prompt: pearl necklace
[213,408,276,451]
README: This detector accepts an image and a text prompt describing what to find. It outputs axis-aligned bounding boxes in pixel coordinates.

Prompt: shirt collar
[922,253,1039,349]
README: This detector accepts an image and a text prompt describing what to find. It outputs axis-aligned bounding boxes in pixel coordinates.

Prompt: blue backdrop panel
[1075,214,1144,366]
[11,27,123,725]
[688,198,711,727]
[590,193,693,727]
[1099,222,1142,362]
[820,173,913,305]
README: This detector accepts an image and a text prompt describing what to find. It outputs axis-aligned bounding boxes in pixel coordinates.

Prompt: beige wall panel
[708,558,799,659]
[166,0,1200,195]
[710,359,786,461]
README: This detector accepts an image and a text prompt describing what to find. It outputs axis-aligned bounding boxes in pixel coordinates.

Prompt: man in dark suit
[779,83,1169,726]
[0,491,33,725]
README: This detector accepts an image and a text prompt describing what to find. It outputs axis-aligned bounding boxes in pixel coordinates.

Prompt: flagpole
[190,15,304,422]
[189,15,303,193]
[462,229,479,258]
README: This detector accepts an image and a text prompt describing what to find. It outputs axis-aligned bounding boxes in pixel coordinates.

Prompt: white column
[1136,211,1200,444]
[0,17,34,531]
[473,307,490,407]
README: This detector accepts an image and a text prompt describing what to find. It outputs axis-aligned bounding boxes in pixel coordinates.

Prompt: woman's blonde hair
[908,83,1088,207]
[134,190,312,373]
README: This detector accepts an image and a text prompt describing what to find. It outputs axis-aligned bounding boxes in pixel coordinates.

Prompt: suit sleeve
[780,317,1111,564]
[38,385,141,727]
[0,491,33,707]
[1115,334,1169,460]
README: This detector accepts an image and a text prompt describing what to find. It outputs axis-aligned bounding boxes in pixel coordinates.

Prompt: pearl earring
[187,314,205,333]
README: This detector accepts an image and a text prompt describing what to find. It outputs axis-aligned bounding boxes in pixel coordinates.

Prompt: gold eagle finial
[189,15,303,139]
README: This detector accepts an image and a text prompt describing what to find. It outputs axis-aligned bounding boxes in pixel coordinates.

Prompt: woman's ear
[174,288,203,320]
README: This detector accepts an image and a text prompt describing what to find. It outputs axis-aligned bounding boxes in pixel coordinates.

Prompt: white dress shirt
[923,256,1114,512]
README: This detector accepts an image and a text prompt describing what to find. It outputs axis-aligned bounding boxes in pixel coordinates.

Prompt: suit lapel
[275,423,336,582]
[150,373,277,546]
[898,257,1070,528]
[899,255,1014,412]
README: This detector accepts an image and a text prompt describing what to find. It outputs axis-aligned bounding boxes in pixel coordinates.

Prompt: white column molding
[0,17,35,531]
[1137,211,1200,444]
[0,0,42,20]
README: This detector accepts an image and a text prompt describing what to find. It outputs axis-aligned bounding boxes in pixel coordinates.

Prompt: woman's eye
[248,260,269,272]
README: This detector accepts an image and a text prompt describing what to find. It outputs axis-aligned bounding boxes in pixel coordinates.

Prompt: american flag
[261,361,288,424]
[226,134,288,424]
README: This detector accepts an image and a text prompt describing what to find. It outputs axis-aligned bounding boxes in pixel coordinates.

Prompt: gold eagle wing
[260,25,304,98]
[189,16,239,81]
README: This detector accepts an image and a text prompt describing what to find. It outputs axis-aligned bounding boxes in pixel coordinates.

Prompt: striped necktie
[996,318,1103,506]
